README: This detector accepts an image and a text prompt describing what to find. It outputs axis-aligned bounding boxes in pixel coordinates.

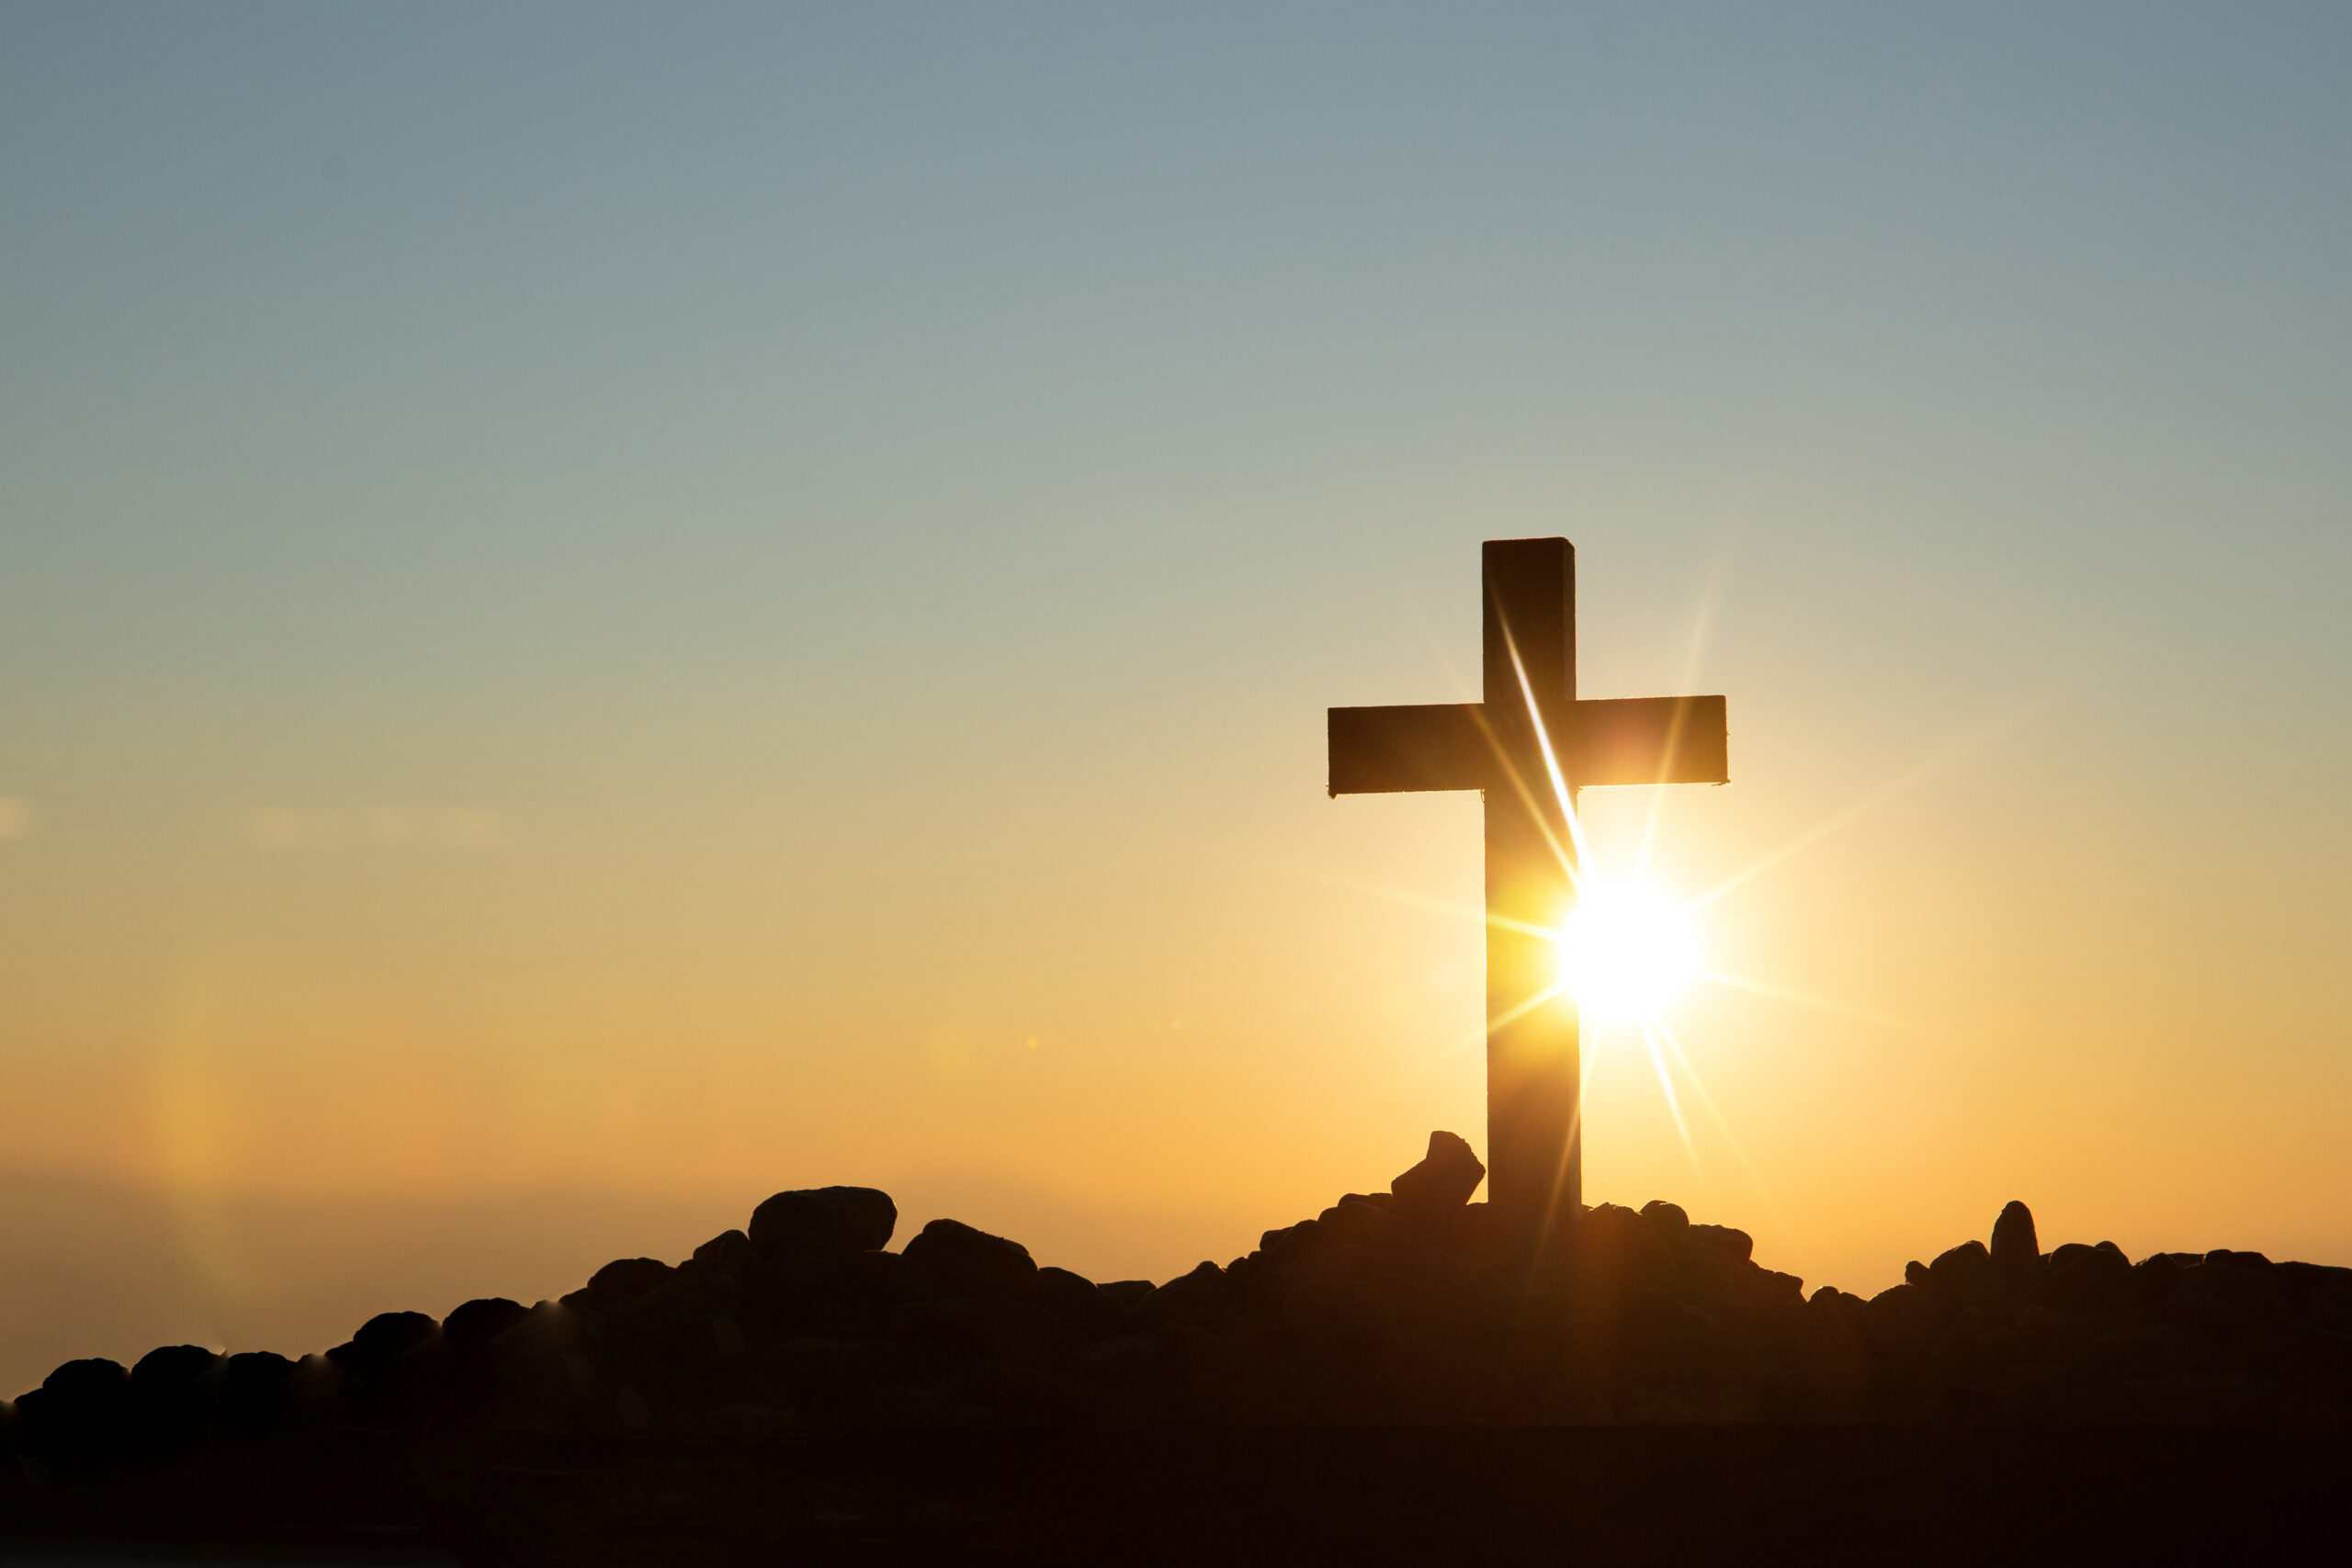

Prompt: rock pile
[8,1134,2351,1462]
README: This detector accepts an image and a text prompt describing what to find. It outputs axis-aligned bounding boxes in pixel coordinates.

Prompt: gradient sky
[2,3,2348,1385]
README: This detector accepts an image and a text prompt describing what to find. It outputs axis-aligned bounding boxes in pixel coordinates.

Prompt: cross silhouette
[1329,537,1728,1235]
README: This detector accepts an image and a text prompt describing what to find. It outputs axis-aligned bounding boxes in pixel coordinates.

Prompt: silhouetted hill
[0,1169,747,1395]
[0,1168,1248,1398]
[6,1134,2349,1559]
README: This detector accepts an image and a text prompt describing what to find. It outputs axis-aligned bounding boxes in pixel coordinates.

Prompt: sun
[1553,874,1702,1025]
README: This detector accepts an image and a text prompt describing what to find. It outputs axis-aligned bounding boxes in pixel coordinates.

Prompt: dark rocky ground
[6,1132,2350,1562]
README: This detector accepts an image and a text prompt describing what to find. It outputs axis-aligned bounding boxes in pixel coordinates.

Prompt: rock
[130,1345,220,1394]
[1034,1266,1104,1321]
[846,1248,936,1305]
[127,1346,220,1444]
[749,1186,899,1257]
[2041,1246,2132,1312]
[222,1350,295,1387]
[620,1262,738,1342]
[1689,1224,1752,1263]
[219,1351,296,1433]
[1861,1284,1940,1356]
[1568,1203,1678,1300]
[490,1301,588,1362]
[739,1247,859,1334]
[901,1218,1036,1301]
[17,1359,132,1460]
[1319,1198,1407,1250]
[1389,1131,1486,1215]
[585,1258,674,1303]
[2278,1260,2352,1303]
[28,1145,2352,1440]
[1262,1217,1336,1272]
[694,1228,757,1266]
[443,1296,530,1354]
[38,1356,130,1403]
[1135,1261,1228,1327]
[334,1310,438,1367]
[1991,1201,2041,1272]
[327,1312,442,1415]
[2170,1256,2285,1336]
[2128,1251,2189,1311]
[1808,1286,1867,1328]
[1922,1241,1993,1314]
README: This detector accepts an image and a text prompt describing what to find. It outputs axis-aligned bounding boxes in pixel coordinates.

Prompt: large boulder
[901,1218,1036,1301]
[1320,1197,1408,1251]
[2170,1256,2284,1337]
[1920,1240,1993,1314]
[1639,1200,1691,1243]
[332,1310,437,1368]
[442,1297,530,1355]
[128,1346,220,1443]
[1134,1261,1229,1328]
[17,1359,133,1461]
[1990,1201,2041,1273]
[219,1351,296,1434]
[694,1228,756,1266]
[584,1258,675,1303]
[1389,1132,1487,1216]
[1689,1224,1753,1263]
[749,1186,899,1257]
[1033,1265,1106,1322]
[130,1344,220,1395]
[2041,1244,2132,1311]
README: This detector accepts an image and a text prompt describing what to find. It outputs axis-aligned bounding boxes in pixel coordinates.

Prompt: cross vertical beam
[1478,538,1584,1228]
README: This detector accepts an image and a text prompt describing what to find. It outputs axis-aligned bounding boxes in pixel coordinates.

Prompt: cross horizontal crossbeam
[1327,694,1728,796]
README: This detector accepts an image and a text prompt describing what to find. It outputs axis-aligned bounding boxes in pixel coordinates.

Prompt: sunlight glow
[1553,876,1702,1025]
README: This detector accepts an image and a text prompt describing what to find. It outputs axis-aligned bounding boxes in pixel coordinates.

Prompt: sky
[2,2,2348,1390]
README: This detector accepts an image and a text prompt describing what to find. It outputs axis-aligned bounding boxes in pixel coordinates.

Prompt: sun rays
[1309,597,2002,1221]
[1313,537,2044,1240]
[1555,876,1702,1025]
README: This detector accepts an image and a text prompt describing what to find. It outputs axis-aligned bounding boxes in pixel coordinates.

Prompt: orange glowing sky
[1,4,2348,1390]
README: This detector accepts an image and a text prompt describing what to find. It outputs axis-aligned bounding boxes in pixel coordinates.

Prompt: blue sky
[0,3,2347,1379]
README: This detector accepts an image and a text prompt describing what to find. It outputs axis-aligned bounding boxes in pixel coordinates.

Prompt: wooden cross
[1328,537,1729,1235]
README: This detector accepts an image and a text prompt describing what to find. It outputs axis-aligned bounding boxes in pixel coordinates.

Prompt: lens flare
[1554,876,1701,1024]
